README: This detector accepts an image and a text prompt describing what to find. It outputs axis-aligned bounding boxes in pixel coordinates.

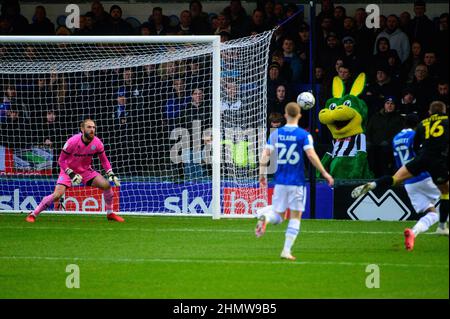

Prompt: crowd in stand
[0,0,449,178]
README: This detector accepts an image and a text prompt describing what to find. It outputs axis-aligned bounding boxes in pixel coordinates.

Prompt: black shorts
[406,153,449,185]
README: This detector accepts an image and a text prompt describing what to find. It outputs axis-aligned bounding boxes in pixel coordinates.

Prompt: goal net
[0,32,272,218]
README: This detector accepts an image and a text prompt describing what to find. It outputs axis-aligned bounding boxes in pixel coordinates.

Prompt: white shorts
[405,177,441,213]
[272,185,307,213]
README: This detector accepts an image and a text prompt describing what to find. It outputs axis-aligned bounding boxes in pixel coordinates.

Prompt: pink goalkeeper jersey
[58,133,112,174]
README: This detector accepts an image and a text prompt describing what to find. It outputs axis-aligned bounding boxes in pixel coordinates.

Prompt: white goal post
[0,32,273,218]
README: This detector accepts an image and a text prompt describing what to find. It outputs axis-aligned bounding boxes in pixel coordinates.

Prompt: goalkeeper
[26,119,124,223]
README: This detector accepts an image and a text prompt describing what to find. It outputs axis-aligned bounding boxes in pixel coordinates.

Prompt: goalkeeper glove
[107,170,121,186]
[65,168,82,186]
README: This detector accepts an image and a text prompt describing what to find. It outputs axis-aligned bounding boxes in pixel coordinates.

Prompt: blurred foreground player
[26,119,124,222]
[352,101,449,248]
[392,114,441,250]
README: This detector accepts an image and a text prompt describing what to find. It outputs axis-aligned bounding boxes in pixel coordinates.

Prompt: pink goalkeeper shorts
[56,168,101,188]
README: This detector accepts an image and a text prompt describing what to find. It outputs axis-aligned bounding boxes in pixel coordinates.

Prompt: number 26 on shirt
[275,143,300,165]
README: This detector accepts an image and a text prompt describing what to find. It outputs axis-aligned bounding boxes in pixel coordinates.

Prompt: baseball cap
[384,96,396,104]
[342,36,355,44]
[269,62,280,70]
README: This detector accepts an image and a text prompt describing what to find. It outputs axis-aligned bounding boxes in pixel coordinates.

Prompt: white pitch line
[0,225,441,235]
[0,255,447,268]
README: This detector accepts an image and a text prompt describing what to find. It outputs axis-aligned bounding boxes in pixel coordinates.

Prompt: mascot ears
[350,73,366,97]
[332,73,366,98]
[332,76,345,98]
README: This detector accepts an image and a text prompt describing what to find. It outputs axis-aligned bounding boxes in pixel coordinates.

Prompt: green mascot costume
[318,73,373,179]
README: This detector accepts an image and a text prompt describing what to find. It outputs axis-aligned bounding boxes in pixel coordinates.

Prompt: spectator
[316,0,334,29]
[31,76,53,120]
[408,0,435,51]
[318,32,342,73]
[268,84,289,115]
[148,7,170,35]
[70,69,96,121]
[74,13,95,35]
[409,64,436,118]
[271,50,292,82]
[341,16,356,39]
[117,68,143,111]
[190,0,211,35]
[210,14,220,32]
[0,83,22,123]
[267,62,287,101]
[423,50,443,82]
[175,10,193,35]
[0,16,13,34]
[374,14,410,63]
[283,3,302,37]
[214,13,232,37]
[186,57,210,93]
[221,79,246,129]
[273,2,285,25]
[333,5,346,37]
[402,41,423,84]
[164,78,189,131]
[179,88,211,181]
[0,0,28,35]
[29,5,54,35]
[341,36,365,74]
[223,0,250,39]
[434,80,449,109]
[262,0,276,28]
[297,23,310,82]
[281,37,303,82]
[372,14,387,38]
[365,64,400,118]
[90,0,111,34]
[353,7,374,54]
[370,37,400,79]
[337,63,352,88]
[366,96,404,177]
[399,11,411,33]
[317,16,334,51]
[334,5,346,21]
[398,88,420,117]
[268,111,285,129]
[106,5,133,35]
[219,30,231,42]
[315,66,326,84]
[109,94,130,175]
[248,8,267,35]
[267,111,285,138]
[386,49,402,82]
[48,72,67,108]
[40,109,65,174]
[139,22,153,35]
[0,106,30,149]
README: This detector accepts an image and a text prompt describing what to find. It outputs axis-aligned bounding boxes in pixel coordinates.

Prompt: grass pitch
[0,214,448,299]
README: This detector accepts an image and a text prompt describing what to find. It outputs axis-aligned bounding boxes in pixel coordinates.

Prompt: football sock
[438,195,449,226]
[374,176,394,189]
[104,188,114,214]
[283,219,300,253]
[412,212,438,236]
[32,194,54,216]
